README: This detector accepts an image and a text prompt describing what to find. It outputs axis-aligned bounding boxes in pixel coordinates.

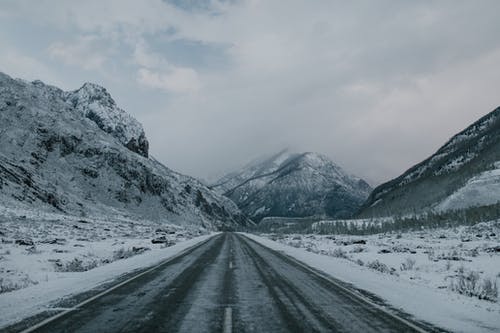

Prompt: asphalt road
[22,233,428,333]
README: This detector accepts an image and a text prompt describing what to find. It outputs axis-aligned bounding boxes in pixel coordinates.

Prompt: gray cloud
[1,0,500,185]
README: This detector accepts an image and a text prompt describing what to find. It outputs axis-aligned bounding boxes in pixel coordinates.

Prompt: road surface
[20,233,430,333]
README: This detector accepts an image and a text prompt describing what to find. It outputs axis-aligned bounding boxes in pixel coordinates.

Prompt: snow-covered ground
[246,221,500,333]
[0,207,214,329]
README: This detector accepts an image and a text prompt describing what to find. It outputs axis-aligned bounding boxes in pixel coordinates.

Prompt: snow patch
[437,163,500,211]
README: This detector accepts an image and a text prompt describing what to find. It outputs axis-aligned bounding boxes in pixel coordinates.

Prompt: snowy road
[21,233,429,333]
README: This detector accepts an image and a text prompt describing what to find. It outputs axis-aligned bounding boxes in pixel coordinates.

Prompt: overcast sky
[1,0,500,185]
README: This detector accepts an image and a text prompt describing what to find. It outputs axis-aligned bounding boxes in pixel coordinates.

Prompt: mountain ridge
[359,106,500,216]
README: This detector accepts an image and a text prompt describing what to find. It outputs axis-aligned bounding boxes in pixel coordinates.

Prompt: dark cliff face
[213,151,372,222]
[126,133,149,158]
[0,72,251,230]
[358,107,500,217]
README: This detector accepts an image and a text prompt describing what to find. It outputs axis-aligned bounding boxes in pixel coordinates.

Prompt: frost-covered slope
[359,107,500,217]
[437,162,500,211]
[212,151,372,222]
[0,72,250,229]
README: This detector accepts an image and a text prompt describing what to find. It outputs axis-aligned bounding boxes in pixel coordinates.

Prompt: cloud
[137,67,201,93]
[132,40,202,93]
[0,41,62,86]
[133,42,169,69]
[2,1,500,183]
[47,36,109,70]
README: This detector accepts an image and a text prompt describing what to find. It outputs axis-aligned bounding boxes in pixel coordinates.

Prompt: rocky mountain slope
[211,150,372,222]
[0,72,251,230]
[359,107,500,217]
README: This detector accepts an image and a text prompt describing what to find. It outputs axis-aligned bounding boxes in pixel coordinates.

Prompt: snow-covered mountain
[0,72,251,229]
[359,106,500,217]
[64,82,149,157]
[211,150,372,222]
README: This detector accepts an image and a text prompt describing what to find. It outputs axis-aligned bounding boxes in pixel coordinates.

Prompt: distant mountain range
[211,150,372,222]
[359,106,500,217]
[0,72,251,230]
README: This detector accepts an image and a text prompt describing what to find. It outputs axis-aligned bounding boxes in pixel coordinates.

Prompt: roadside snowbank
[243,232,500,333]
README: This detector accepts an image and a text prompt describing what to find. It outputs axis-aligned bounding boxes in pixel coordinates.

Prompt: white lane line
[47,307,79,311]
[229,261,233,269]
[19,235,216,333]
[223,307,232,333]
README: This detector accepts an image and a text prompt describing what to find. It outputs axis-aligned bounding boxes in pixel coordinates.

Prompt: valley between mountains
[0,72,499,333]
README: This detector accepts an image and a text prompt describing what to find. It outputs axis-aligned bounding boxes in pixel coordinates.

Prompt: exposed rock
[15,239,34,246]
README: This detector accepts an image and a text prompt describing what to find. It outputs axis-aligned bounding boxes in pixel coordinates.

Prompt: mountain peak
[65,82,149,157]
[75,82,114,104]
[212,150,372,222]
[243,149,297,171]
[70,82,116,109]
[80,81,107,91]
[296,152,337,168]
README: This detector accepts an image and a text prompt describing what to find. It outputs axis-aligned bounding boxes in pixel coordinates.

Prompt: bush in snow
[113,246,150,260]
[450,268,498,302]
[467,248,479,257]
[0,275,38,294]
[25,245,41,255]
[400,258,416,271]
[439,250,464,261]
[481,279,498,301]
[305,244,319,253]
[331,248,348,259]
[55,258,99,272]
[367,260,398,276]
[350,246,366,253]
[426,249,436,261]
[287,240,304,248]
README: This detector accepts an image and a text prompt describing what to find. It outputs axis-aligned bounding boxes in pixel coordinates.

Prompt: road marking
[238,234,430,333]
[229,261,233,269]
[223,307,232,333]
[19,235,217,333]
[47,307,79,311]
